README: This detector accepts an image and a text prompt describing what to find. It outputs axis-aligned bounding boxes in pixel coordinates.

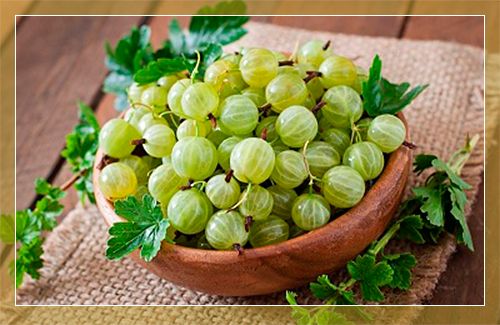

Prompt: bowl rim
[94,112,411,260]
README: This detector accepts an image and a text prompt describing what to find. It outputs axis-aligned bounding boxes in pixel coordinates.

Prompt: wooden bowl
[93,113,412,297]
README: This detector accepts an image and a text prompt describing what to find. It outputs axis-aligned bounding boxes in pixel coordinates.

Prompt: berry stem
[402,141,417,149]
[311,101,326,114]
[260,127,268,141]
[225,169,234,183]
[228,183,253,211]
[322,40,331,51]
[60,169,87,191]
[244,216,253,232]
[278,60,295,66]
[208,113,217,128]
[303,71,322,83]
[233,243,244,255]
[131,138,146,146]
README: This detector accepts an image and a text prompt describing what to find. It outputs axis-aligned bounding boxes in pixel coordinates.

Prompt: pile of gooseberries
[98,40,407,252]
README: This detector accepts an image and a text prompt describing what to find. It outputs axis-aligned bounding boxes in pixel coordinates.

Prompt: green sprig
[288,135,477,318]
[14,104,99,288]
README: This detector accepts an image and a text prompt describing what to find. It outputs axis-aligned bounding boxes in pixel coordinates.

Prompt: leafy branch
[103,0,248,110]
[362,54,429,117]
[14,103,99,288]
[287,135,478,322]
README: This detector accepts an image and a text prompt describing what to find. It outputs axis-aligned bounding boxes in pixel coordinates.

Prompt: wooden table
[15,15,484,305]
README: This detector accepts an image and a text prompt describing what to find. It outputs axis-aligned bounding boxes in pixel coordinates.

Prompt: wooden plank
[408,0,497,52]
[404,16,484,48]
[270,16,406,37]
[15,16,147,210]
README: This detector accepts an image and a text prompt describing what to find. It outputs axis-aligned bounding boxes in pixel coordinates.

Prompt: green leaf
[104,25,153,109]
[448,185,474,250]
[347,254,393,302]
[0,214,15,244]
[432,159,472,190]
[383,253,417,290]
[362,54,428,117]
[310,274,337,300]
[16,210,40,245]
[197,43,223,77]
[16,237,44,288]
[34,178,65,200]
[413,154,438,175]
[309,275,356,305]
[286,291,313,325]
[188,1,248,50]
[413,186,445,227]
[312,308,354,325]
[397,215,425,244]
[61,103,99,203]
[106,195,172,262]
[133,57,193,85]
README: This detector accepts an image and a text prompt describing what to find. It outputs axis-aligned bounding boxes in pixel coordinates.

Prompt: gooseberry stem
[131,138,146,146]
[131,102,155,114]
[190,50,202,82]
[225,169,234,183]
[304,71,322,83]
[228,183,253,211]
[322,40,331,51]
[278,60,294,66]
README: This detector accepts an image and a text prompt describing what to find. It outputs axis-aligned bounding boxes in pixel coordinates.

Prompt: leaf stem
[448,134,479,175]
[228,183,253,211]
[370,222,401,255]
[60,169,87,191]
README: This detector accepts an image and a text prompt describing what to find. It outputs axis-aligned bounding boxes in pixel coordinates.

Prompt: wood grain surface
[15,15,485,304]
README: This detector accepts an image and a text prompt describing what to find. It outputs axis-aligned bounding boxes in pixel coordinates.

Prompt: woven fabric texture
[17,22,484,308]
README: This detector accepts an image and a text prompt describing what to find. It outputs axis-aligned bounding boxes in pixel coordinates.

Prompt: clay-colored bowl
[94,113,411,297]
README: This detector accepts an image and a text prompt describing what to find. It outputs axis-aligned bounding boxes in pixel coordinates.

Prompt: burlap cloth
[16,22,484,311]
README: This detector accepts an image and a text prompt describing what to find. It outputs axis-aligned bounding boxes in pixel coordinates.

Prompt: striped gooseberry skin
[255,116,278,141]
[171,136,218,181]
[205,174,241,209]
[230,138,276,184]
[249,215,290,248]
[207,129,230,147]
[217,136,243,171]
[98,162,138,201]
[356,117,373,141]
[291,193,331,231]
[297,40,334,68]
[304,141,341,177]
[319,55,357,89]
[343,141,384,181]
[124,107,149,131]
[267,185,297,220]
[367,114,406,153]
[167,188,213,235]
[275,105,318,148]
[218,95,259,136]
[239,185,274,221]
[321,128,351,156]
[176,119,212,139]
[148,163,189,206]
[307,77,325,101]
[120,155,150,185]
[322,165,365,208]
[239,48,279,88]
[143,124,176,158]
[99,118,141,159]
[265,73,308,113]
[205,210,248,250]
[271,150,308,189]
[137,113,168,134]
[241,87,266,107]
[167,79,191,118]
[322,85,363,129]
[204,59,247,99]
[181,82,219,121]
